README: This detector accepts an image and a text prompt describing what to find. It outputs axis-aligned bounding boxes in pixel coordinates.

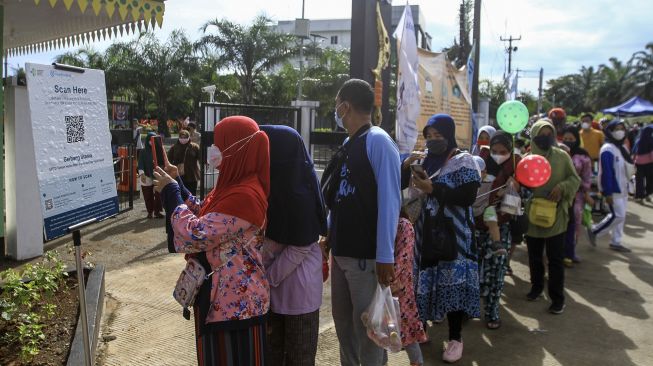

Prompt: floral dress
[477,225,511,322]
[415,153,481,321]
[392,218,428,346]
[171,195,269,324]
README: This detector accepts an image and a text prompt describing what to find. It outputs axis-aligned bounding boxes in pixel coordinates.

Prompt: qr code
[45,199,53,210]
[65,115,85,143]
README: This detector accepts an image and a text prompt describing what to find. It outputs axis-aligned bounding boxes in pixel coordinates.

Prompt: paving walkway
[28,199,653,365]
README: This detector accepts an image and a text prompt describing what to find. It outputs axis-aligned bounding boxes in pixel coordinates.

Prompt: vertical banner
[416,49,473,149]
[26,63,118,240]
[466,42,479,149]
[393,3,420,154]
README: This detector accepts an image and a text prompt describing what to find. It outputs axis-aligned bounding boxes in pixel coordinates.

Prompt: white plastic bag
[361,285,402,353]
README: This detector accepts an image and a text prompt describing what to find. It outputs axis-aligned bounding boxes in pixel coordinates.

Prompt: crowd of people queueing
[147,78,651,366]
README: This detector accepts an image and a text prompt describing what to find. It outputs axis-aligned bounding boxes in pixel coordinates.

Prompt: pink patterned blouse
[171,197,270,324]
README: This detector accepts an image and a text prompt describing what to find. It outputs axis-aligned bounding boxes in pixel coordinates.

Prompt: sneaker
[586,227,597,247]
[442,340,463,363]
[526,289,543,301]
[563,258,574,268]
[609,244,632,253]
[490,241,508,256]
[646,196,652,203]
[549,303,566,314]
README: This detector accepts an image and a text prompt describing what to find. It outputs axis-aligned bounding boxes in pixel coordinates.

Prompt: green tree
[303,48,350,121]
[545,74,585,115]
[129,30,196,124]
[196,15,297,104]
[632,42,653,101]
[444,0,473,69]
[592,57,636,109]
[479,79,506,120]
[54,46,106,69]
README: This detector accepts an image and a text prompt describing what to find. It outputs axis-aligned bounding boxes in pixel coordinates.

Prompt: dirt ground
[3,198,653,365]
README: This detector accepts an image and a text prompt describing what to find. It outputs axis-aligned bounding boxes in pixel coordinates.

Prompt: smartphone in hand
[150,135,169,168]
[410,164,427,179]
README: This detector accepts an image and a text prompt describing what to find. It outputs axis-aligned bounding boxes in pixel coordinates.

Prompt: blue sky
[11,0,652,96]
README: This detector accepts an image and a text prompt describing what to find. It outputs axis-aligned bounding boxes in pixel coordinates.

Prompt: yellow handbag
[529,198,557,228]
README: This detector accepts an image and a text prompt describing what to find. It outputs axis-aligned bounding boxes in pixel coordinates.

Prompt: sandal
[486,319,501,330]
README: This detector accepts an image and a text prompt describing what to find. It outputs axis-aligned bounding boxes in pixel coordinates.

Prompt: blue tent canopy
[602,96,653,116]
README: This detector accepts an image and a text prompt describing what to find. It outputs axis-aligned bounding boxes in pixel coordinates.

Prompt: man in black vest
[322,79,401,365]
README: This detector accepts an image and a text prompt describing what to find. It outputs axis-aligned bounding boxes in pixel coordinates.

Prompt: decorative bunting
[7,0,164,55]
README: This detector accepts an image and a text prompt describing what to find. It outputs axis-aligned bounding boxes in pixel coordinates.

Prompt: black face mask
[533,135,554,150]
[427,139,449,155]
[563,140,578,150]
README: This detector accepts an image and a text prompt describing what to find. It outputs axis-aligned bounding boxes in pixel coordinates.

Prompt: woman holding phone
[406,114,481,363]
[154,116,271,366]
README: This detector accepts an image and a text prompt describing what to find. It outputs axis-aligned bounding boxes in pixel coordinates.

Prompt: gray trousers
[331,256,384,366]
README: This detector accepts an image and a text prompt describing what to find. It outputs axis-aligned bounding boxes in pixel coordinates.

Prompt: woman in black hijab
[259,125,327,366]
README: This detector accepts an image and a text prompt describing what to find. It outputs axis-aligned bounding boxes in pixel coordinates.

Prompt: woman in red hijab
[155,116,270,366]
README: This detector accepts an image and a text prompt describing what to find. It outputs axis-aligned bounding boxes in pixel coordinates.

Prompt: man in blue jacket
[322,79,401,365]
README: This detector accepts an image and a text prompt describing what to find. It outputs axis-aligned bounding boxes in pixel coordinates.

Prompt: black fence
[310,131,347,170]
[198,102,301,199]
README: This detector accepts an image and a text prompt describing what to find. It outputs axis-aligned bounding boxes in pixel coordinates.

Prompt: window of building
[330,35,338,45]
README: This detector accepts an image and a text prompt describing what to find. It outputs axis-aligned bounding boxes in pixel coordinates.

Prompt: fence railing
[198,102,302,200]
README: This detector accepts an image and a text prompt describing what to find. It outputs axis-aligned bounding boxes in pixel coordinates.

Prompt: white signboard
[26,63,118,240]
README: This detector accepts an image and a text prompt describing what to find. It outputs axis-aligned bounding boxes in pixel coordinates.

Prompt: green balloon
[497,101,529,134]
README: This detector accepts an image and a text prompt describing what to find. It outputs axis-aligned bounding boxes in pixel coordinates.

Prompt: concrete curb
[67,265,106,366]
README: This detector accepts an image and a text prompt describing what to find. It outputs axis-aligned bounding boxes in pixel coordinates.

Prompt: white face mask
[207,144,222,170]
[491,153,510,165]
[581,122,591,130]
[334,102,345,129]
[179,137,190,144]
[612,130,626,141]
[207,131,262,170]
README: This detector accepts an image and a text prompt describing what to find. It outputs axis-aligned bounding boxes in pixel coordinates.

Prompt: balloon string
[513,135,516,173]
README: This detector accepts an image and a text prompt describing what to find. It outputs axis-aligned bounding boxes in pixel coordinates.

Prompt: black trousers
[635,163,653,199]
[526,233,566,305]
[267,310,319,366]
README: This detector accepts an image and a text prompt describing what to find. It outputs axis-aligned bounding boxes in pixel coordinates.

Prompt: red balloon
[516,155,552,188]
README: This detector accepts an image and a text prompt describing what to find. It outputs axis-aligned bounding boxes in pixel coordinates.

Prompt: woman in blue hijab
[409,114,481,363]
[259,125,327,365]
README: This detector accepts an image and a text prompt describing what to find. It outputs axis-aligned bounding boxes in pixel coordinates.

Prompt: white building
[274,5,432,70]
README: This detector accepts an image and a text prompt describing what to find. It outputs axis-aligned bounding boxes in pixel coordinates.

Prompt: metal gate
[198,102,301,199]
[110,130,136,213]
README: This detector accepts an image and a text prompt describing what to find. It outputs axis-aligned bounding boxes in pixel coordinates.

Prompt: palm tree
[577,66,597,110]
[631,42,653,101]
[195,15,297,104]
[54,46,106,69]
[593,57,636,109]
[130,30,196,123]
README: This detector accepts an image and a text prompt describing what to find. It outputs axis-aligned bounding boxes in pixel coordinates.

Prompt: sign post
[68,217,98,366]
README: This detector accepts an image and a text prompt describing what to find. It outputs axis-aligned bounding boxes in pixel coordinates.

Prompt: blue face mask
[334,102,345,129]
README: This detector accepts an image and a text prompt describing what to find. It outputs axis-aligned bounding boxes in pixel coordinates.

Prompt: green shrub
[0,251,68,361]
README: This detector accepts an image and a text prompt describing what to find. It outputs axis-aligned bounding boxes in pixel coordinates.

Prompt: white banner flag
[506,71,518,101]
[394,3,420,154]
